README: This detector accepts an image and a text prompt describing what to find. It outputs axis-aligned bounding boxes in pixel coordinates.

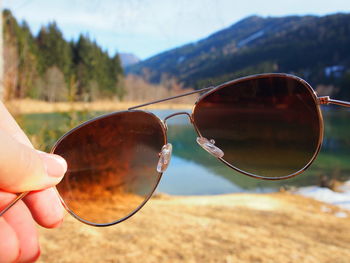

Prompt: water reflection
[157,156,243,195]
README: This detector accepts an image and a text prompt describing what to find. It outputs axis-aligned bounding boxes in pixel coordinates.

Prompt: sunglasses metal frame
[1,73,350,225]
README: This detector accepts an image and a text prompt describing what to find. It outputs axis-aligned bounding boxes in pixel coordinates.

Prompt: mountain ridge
[119,52,140,67]
[127,13,350,98]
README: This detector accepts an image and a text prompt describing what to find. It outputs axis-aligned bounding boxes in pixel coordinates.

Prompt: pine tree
[37,22,72,79]
[3,9,125,102]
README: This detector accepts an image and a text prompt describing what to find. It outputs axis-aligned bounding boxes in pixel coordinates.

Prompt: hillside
[127,14,350,99]
[119,53,140,67]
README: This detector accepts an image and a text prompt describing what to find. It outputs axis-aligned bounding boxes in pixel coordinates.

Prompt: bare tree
[44,66,67,102]
[123,74,194,104]
[3,43,18,100]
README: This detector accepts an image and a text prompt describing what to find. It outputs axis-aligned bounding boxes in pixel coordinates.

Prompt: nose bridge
[163,111,202,137]
[159,111,224,171]
[163,111,194,126]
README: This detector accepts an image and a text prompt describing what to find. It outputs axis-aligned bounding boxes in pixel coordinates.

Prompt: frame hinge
[318,96,330,105]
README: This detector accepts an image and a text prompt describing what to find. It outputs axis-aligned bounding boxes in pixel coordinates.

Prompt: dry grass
[5,99,193,114]
[38,193,350,263]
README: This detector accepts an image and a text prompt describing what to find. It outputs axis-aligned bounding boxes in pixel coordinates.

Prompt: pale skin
[0,102,67,263]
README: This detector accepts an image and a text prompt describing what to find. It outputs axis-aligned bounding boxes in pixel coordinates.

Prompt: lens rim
[51,110,167,227]
[191,73,324,180]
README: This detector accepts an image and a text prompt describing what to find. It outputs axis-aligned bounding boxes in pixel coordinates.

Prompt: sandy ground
[37,193,350,263]
[5,99,192,114]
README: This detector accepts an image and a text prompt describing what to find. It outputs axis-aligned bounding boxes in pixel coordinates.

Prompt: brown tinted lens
[53,111,166,225]
[193,75,322,179]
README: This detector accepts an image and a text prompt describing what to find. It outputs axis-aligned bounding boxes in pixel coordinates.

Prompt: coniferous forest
[3,9,124,102]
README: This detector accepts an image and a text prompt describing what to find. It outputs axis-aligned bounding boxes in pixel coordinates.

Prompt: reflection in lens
[193,75,322,179]
[53,111,166,225]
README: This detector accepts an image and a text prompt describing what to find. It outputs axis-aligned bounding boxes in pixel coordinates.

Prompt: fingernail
[37,151,67,178]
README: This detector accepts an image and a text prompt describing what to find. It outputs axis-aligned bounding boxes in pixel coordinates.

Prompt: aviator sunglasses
[1,73,350,226]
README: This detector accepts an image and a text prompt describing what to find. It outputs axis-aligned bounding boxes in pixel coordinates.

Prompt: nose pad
[196,137,224,158]
[157,143,173,173]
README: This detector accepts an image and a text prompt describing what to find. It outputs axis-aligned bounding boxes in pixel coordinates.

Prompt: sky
[3,0,350,60]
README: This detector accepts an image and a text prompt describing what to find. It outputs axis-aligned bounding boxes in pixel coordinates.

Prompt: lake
[18,107,350,195]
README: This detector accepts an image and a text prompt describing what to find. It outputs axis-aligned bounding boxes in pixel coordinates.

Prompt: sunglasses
[1,73,349,226]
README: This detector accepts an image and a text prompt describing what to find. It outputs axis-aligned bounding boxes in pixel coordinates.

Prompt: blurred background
[1,1,350,262]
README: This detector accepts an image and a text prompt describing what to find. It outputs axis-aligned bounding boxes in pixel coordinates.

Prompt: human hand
[0,102,67,263]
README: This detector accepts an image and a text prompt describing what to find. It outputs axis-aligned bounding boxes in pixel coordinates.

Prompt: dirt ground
[37,193,350,263]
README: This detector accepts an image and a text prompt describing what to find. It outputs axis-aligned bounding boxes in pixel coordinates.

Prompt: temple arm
[0,192,29,216]
[318,96,350,107]
[128,86,214,110]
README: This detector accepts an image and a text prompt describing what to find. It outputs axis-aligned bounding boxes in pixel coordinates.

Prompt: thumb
[0,130,67,193]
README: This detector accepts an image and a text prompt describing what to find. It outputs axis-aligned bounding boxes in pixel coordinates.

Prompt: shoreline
[295,180,350,211]
[158,179,350,213]
[5,99,193,114]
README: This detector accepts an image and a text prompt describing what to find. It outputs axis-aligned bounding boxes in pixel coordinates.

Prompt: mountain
[119,53,140,68]
[127,13,350,98]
